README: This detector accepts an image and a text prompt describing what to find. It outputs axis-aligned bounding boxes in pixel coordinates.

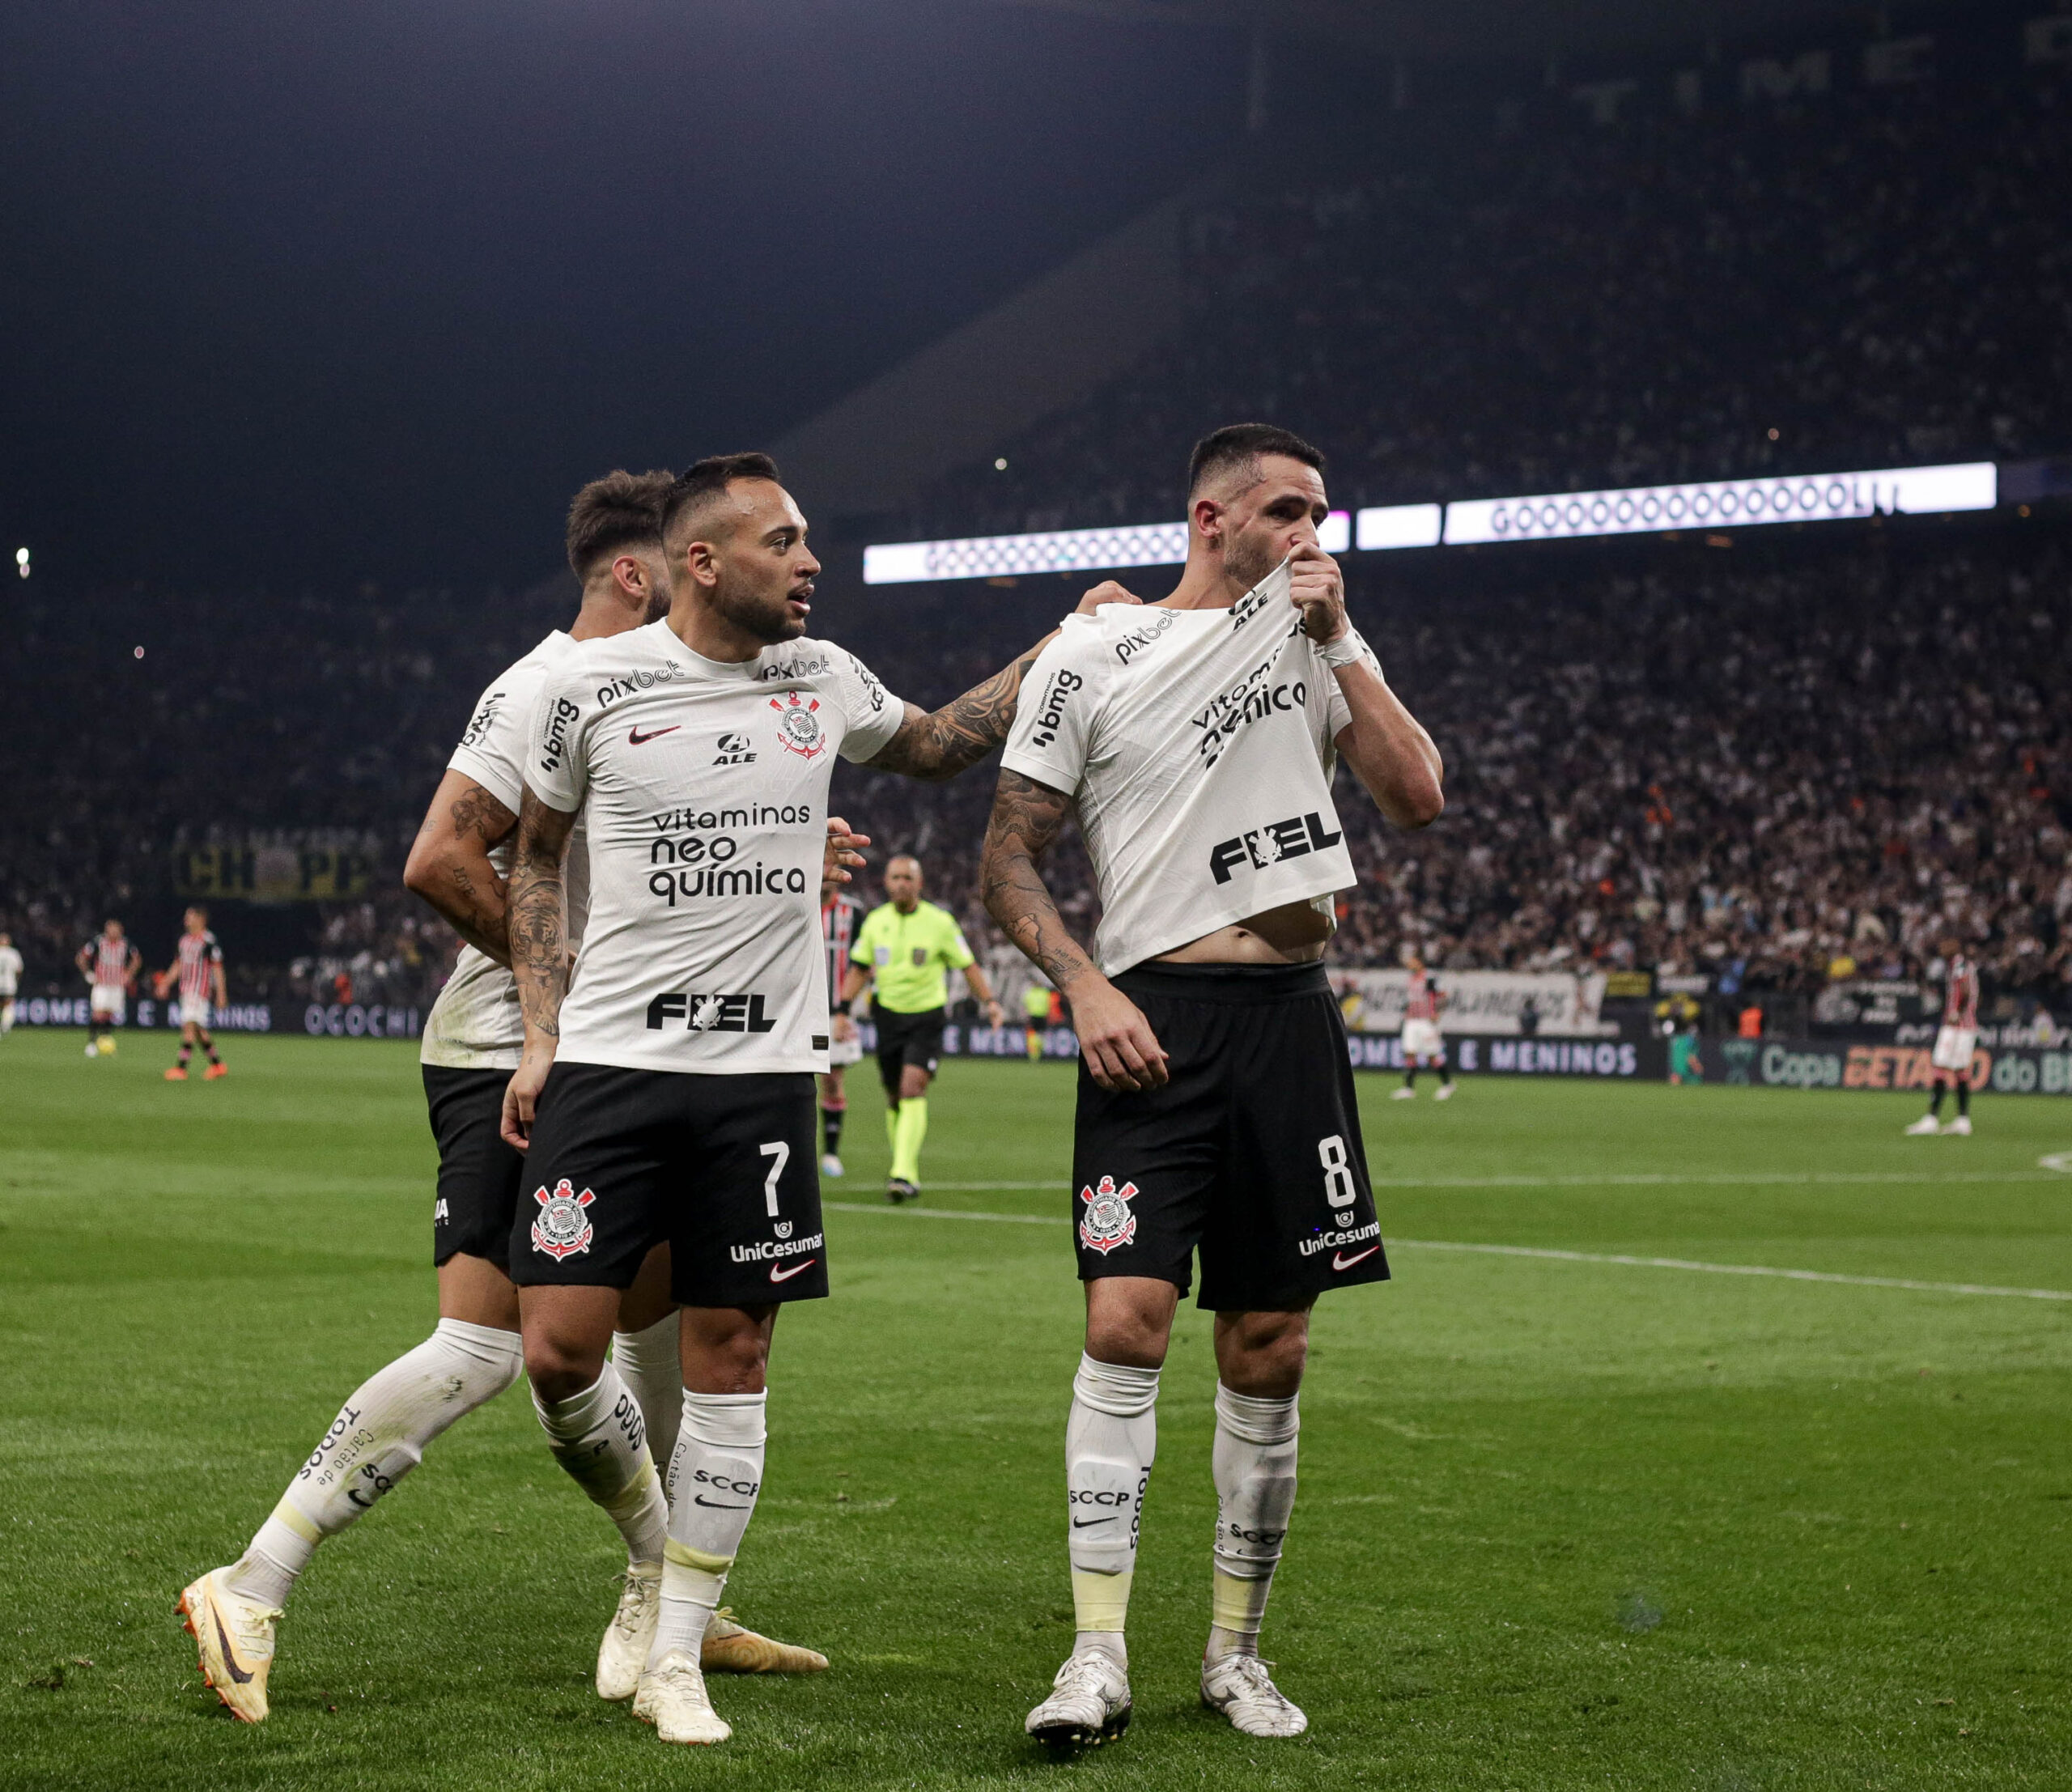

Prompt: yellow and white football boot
[176,1568,279,1723]
[701,1607,830,1675]
[633,1650,732,1744]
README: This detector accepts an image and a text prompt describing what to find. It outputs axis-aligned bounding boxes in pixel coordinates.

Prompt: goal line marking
[822,1201,2072,1302]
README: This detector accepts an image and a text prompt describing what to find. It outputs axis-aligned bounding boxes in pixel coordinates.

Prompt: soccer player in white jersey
[983,424,1445,1747]
[158,906,228,1080]
[1392,949,1453,1101]
[0,931,22,1034]
[1907,937,1981,1136]
[176,472,822,1724]
[77,917,139,1056]
[499,451,1073,1747]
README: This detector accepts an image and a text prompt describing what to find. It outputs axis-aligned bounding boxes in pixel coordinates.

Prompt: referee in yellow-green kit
[841,854,1005,1203]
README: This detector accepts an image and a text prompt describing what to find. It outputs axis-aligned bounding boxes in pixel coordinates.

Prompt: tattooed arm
[499,788,577,1149]
[980,769,1168,1093]
[402,771,519,965]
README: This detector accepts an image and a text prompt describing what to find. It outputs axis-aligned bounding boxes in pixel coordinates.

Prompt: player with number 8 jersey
[499,452,1082,1748]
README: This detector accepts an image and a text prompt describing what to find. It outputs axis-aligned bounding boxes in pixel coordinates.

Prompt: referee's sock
[1067,1353,1160,1668]
[890,1098,928,1184]
[226,1319,524,1608]
[533,1364,669,1569]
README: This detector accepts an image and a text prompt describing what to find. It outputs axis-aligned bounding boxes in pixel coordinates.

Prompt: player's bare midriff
[1155,897,1331,966]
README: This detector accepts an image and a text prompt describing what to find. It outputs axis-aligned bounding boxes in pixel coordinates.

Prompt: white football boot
[1201,1652,1308,1738]
[1940,1115,1973,1136]
[633,1650,732,1744]
[820,1153,845,1178]
[177,1568,280,1724]
[597,1562,662,1700]
[1025,1650,1132,1747]
[1903,1114,1940,1136]
[1390,1086,1416,1101]
[1433,1083,1456,1102]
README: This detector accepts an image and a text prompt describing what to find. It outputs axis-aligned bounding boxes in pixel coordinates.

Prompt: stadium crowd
[3,42,2066,1026]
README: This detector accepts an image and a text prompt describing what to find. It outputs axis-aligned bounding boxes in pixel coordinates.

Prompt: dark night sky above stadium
[0,2,1243,595]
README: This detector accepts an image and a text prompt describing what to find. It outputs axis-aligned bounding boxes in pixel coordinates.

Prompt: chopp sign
[1444,462,1995,545]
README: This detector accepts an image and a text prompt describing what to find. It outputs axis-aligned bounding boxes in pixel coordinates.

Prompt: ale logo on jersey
[713,731,757,766]
[1078,1175,1139,1255]
[531,1178,597,1260]
[769,690,826,759]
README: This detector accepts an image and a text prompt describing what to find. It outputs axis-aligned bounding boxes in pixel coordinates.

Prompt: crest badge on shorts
[1077,1175,1139,1255]
[769,690,826,760]
[531,1178,597,1260]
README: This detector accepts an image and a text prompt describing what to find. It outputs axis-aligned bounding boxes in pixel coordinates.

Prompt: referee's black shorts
[874,1004,945,1097]
[1069,961,1388,1311]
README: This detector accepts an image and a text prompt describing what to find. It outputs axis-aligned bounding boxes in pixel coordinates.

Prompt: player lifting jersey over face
[983,423,1444,1750]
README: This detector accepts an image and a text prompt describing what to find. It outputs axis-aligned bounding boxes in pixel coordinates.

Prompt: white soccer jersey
[0,945,21,995]
[421,632,592,1071]
[524,619,906,1075]
[1000,563,1376,975]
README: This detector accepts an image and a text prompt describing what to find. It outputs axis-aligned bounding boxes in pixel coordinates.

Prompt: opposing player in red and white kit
[158,906,228,1080]
[499,452,1081,1746]
[984,424,1443,1748]
[78,919,140,1057]
[1907,939,1980,1136]
[177,472,822,1726]
[1391,950,1453,1102]
[818,879,864,1176]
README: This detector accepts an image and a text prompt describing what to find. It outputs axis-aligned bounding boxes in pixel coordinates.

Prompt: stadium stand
[3,32,2066,1030]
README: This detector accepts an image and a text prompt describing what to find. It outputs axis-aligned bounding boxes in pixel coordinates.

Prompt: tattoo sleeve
[507,789,575,1039]
[867,641,1046,782]
[980,769,1101,993]
[404,773,518,965]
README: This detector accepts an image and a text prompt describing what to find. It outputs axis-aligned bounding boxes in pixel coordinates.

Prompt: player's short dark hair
[1187,423,1325,499]
[564,469,675,580]
[660,452,783,546]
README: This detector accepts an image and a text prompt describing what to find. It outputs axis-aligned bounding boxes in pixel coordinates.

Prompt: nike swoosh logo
[211,1609,255,1684]
[768,1258,817,1283]
[1332,1246,1381,1272]
[694,1496,750,1510]
[627,724,680,745]
[1070,1515,1117,1528]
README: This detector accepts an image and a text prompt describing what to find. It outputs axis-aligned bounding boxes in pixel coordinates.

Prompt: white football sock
[533,1363,669,1569]
[1067,1352,1160,1666]
[1206,1382,1300,1660]
[649,1391,768,1667]
[612,1310,683,1488]
[225,1319,524,1608]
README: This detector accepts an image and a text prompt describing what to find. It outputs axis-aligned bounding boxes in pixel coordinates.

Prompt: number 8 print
[1318,1133,1357,1209]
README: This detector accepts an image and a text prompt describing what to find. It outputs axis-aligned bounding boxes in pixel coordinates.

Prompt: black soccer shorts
[509,1063,827,1307]
[874,1004,945,1098]
[1068,961,1389,1311]
[425,1065,526,1272]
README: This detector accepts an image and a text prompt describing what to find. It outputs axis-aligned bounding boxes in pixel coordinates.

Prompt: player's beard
[709,578,805,645]
[1222,526,1283,593]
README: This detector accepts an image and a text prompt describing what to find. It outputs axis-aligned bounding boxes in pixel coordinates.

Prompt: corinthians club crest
[768,690,826,760]
[1077,1175,1139,1255]
[531,1178,597,1260]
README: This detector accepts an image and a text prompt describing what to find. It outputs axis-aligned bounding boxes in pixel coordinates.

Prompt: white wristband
[1315,629,1366,669]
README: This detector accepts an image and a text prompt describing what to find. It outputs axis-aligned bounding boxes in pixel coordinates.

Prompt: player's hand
[1069,977,1169,1092]
[823,816,870,890]
[983,999,1006,1031]
[500,1045,555,1151]
[1288,541,1349,648]
[1074,580,1144,615]
[832,1011,857,1044]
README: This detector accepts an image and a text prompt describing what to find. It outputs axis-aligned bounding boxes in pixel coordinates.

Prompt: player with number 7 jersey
[499,452,1098,1749]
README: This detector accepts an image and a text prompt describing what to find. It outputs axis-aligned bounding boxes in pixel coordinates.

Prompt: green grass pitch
[4,1028,2071,1790]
